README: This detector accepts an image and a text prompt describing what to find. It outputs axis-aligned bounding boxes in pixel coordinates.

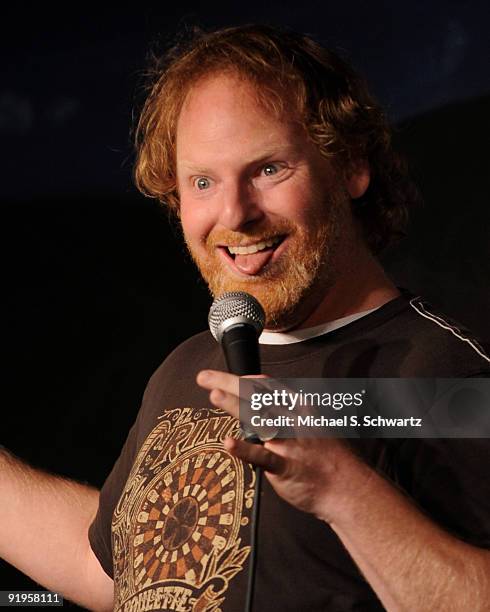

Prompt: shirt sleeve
[88,419,139,578]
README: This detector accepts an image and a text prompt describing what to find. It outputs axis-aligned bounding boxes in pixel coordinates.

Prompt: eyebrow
[178,145,299,174]
[178,163,214,174]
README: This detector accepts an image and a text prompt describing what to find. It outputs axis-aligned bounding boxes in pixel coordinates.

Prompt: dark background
[1,1,489,605]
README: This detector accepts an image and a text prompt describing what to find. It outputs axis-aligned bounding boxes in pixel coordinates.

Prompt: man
[1,24,490,612]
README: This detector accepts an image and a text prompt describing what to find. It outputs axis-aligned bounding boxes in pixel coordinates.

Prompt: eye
[262,163,279,176]
[194,177,211,190]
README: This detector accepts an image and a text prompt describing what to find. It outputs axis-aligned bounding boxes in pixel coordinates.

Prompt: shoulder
[143,330,225,397]
[161,330,220,371]
[392,295,490,376]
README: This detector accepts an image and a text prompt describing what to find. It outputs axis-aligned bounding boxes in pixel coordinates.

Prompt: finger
[223,438,287,475]
[196,370,239,397]
[208,388,240,418]
[197,370,268,396]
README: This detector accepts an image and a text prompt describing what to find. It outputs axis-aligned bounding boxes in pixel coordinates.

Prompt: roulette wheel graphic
[132,444,244,590]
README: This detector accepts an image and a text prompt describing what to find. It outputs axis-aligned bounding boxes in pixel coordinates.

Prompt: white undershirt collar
[259,307,380,345]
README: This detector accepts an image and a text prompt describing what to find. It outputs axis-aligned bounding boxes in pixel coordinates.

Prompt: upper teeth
[227,237,281,255]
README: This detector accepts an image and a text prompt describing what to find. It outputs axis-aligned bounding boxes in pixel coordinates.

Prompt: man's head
[175,71,370,329]
[134,25,415,328]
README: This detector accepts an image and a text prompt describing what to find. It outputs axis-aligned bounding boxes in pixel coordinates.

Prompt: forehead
[178,71,287,122]
[175,73,307,167]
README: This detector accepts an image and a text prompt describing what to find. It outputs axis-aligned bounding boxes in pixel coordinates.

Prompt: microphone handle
[222,324,261,376]
[222,324,262,444]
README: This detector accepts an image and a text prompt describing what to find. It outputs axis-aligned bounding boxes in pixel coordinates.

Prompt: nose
[217,180,264,231]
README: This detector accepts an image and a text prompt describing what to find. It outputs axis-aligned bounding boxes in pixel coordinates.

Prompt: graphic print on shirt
[111,406,255,612]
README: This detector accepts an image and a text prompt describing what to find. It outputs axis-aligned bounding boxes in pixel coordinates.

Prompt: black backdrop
[1,2,489,605]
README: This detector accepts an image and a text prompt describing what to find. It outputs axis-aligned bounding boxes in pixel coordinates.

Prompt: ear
[346,160,370,199]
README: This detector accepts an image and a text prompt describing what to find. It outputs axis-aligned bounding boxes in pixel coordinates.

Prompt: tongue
[234,248,275,275]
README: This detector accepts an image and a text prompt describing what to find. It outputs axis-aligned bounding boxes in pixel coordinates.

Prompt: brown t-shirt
[89,295,490,611]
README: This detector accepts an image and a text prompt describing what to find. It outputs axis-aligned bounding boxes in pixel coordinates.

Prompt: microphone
[209,292,266,609]
[208,291,265,375]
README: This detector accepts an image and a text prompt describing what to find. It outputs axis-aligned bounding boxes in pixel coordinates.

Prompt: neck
[276,246,400,332]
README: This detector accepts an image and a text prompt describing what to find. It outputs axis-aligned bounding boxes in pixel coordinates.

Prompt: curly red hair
[134,25,418,252]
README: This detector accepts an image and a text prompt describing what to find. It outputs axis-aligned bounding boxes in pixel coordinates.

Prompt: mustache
[206,220,295,248]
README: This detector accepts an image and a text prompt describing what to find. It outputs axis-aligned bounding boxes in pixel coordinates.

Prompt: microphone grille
[208,291,266,342]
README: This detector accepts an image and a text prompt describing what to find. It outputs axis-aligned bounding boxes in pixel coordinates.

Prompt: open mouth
[218,235,286,276]
[225,235,284,258]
